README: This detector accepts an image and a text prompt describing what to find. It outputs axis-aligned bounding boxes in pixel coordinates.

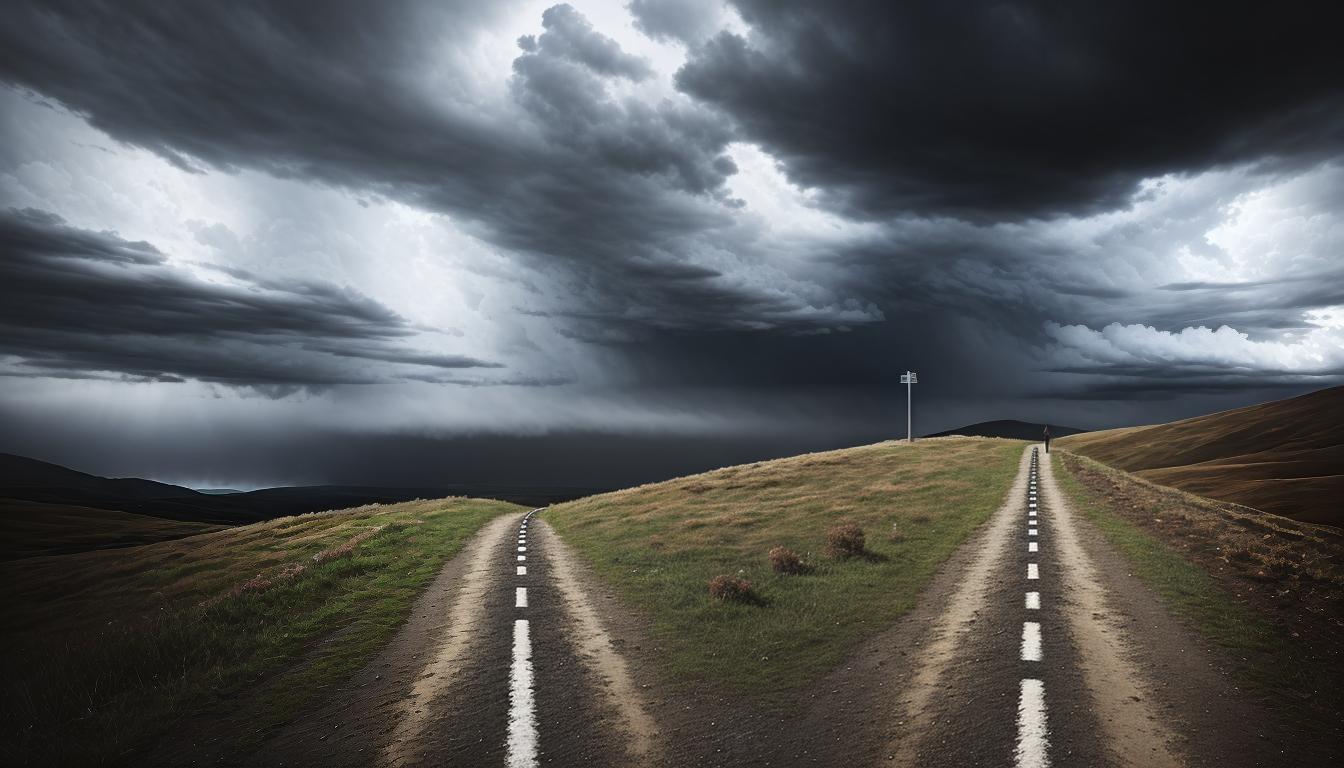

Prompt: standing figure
[1043,424,1051,453]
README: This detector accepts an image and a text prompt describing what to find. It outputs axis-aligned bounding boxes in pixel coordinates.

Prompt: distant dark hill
[925,420,1087,440]
[0,452,602,527]
[1058,386,1344,525]
[0,499,221,560]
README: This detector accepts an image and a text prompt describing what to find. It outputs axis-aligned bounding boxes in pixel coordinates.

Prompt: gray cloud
[0,0,869,342]
[628,0,728,45]
[675,0,1344,221]
[0,207,499,390]
[1,0,1343,487]
[522,4,654,81]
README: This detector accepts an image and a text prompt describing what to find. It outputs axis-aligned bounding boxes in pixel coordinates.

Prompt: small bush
[313,526,385,564]
[202,562,307,607]
[826,523,866,559]
[708,574,755,602]
[769,546,805,574]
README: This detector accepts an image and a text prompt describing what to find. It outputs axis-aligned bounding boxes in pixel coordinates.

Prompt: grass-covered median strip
[542,438,1022,700]
[1052,451,1344,735]
[1,497,518,765]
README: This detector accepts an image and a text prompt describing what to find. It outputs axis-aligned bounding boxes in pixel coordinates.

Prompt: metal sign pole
[900,371,917,442]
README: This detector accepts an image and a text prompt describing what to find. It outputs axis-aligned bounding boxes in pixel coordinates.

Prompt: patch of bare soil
[543,519,659,763]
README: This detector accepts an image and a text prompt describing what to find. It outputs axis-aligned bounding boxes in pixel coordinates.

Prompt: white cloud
[1046,313,1344,373]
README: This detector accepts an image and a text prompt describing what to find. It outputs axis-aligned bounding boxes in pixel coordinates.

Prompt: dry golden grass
[1058,452,1343,623]
[544,437,1023,696]
[1058,385,1344,524]
[5,501,394,640]
[0,496,517,765]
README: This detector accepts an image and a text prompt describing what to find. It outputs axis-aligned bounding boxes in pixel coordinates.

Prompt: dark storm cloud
[0,0,867,340]
[0,208,498,389]
[676,0,1344,220]
[1,0,1341,454]
[0,0,513,179]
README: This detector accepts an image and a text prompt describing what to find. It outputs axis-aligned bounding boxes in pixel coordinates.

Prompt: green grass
[1051,453,1284,669]
[0,497,518,765]
[1053,450,1344,745]
[1048,454,1311,699]
[542,438,1023,702]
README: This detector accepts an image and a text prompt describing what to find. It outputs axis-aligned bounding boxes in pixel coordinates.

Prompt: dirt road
[887,444,1290,767]
[257,509,656,767]
[889,445,1182,766]
[254,444,1295,767]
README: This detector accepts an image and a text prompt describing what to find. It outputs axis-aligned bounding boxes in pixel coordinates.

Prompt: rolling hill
[924,419,1086,440]
[542,437,1023,696]
[0,499,222,560]
[1057,386,1344,525]
[1,495,517,765]
[0,451,602,530]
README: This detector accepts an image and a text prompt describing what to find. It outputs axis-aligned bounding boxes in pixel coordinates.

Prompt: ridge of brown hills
[1058,385,1344,526]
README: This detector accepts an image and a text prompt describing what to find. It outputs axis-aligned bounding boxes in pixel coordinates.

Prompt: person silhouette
[1043,424,1051,453]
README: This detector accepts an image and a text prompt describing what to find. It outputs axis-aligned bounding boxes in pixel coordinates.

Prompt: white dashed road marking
[1021,621,1043,661]
[506,509,544,767]
[506,619,539,768]
[1016,678,1049,768]
[1015,447,1050,767]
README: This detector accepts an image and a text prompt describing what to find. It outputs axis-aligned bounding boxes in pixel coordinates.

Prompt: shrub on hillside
[825,523,866,559]
[708,574,755,602]
[769,546,805,574]
[312,526,385,564]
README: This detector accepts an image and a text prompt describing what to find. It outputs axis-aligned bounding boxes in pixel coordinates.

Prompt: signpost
[900,370,918,442]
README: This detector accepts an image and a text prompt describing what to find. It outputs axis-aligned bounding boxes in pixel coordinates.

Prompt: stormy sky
[2,1,1342,488]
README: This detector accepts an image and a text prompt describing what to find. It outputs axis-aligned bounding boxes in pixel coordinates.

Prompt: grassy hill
[1057,386,1344,525]
[0,499,221,560]
[0,451,597,529]
[542,437,1023,698]
[1,495,518,765]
